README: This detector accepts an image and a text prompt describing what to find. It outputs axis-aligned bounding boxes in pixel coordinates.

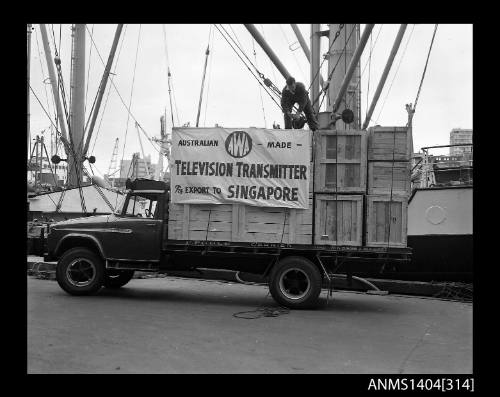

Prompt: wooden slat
[368,161,411,196]
[368,126,411,161]
[314,194,363,246]
[314,129,367,193]
[365,195,407,247]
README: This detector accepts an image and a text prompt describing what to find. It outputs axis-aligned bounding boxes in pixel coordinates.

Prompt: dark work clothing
[281,82,319,131]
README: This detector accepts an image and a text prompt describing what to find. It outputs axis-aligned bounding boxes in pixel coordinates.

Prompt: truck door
[107,191,164,262]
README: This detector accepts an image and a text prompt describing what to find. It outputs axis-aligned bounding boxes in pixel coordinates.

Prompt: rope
[413,24,438,112]
[232,292,290,319]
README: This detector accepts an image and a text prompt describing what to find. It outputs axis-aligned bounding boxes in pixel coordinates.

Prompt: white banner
[170,127,310,209]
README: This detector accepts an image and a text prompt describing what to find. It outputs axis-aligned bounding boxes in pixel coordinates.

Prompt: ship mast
[27,24,32,155]
[68,24,86,187]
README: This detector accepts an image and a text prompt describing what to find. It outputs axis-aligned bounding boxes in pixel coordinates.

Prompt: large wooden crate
[168,200,313,244]
[368,126,411,161]
[314,194,363,246]
[368,161,411,196]
[365,195,408,247]
[314,130,367,193]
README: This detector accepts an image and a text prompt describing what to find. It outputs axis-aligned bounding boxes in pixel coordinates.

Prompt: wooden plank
[368,126,411,161]
[288,208,297,244]
[368,161,411,196]
[231,204,240,242]
[365,195,407,247]
[314,194,363,246]
[182,204,190,239]
[314,130,367,193]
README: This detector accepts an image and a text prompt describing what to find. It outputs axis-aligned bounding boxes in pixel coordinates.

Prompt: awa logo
[225,131,252,158]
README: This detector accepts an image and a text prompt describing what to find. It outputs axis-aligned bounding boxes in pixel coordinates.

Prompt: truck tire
[104,270,135,289]
[56,247,105,296]
[269,256,322,309]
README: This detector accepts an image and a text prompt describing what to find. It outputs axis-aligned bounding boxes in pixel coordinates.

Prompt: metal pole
[310,24,321,114]
[82,24,123,157]
[332,24,374,114]
[196,45,210,127]
[27,24,32,156]
[362,24,407,130]
[244,24,291,81]
[39,24,70,152]
[68,24,86,187]
[291,24,324,88]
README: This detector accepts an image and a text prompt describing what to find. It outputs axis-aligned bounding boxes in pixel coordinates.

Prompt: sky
[28,24,473,178]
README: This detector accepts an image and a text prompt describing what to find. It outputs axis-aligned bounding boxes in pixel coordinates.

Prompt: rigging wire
[366,31,373,120]
[278,24,306,82]
[86,25,161,155]
[203,26,215,127]
[372,24,415,126]
[34,27,56,124]
[413,24,438,112]
[120,24,142,169]
[346,24,384,109]
[259,25,279,84]
[315,24,357,111]
[252,37,268,128]
[84,24,94,120]
[214,24,284,112]
[162,24,180,126]
[90,24,128,155]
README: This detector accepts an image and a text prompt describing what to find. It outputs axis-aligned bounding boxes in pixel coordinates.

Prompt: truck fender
[55,233,106,259]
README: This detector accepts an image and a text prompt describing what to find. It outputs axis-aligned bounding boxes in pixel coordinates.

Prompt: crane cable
[413,24,438,112]
[214,24,284,112]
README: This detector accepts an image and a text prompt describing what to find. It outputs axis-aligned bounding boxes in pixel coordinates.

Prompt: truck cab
[46,179,168,294]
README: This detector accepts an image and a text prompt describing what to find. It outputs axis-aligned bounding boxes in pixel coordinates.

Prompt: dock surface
[28,276,472,374]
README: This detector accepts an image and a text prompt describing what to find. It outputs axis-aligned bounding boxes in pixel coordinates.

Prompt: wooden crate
[368,126,411,161]
[365,195,407,247]
[314,130,367,193]
[314,194,363,246]
[168,199,313,244]
[368,161,411,196]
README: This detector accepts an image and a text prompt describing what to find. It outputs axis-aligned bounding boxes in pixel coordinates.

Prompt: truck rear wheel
[56,247,105,296]
[104,270,135,289]
[269,256,322,309]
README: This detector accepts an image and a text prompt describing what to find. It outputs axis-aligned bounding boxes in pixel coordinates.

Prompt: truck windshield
[122,193,158,218]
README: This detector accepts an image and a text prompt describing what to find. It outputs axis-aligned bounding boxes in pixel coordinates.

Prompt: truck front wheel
[269,256,322,309]
[56,247,105,296]
[104,270,135,289]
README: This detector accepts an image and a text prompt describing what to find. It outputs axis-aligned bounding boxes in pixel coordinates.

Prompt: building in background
[449,128,473,156]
